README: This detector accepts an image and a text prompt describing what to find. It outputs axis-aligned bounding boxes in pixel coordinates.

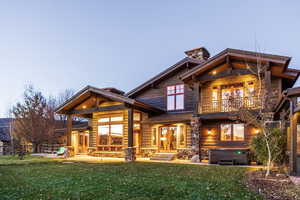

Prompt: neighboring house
[275,87,300,175]
[55,47,300,164]
[0,118,12,155]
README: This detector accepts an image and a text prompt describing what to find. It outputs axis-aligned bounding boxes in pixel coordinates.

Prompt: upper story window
[167,84,184,110]
[297,97,300,106]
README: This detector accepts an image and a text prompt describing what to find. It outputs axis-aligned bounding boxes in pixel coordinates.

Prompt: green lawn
[0,156,263,200]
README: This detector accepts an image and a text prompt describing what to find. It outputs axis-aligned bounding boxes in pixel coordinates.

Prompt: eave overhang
[180,48,298,84]
[126,57,203,97]
[55,85,164,115]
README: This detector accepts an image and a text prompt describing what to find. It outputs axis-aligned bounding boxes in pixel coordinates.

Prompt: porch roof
[55,85,164,115]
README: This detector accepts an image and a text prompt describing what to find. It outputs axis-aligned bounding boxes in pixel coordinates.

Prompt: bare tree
[11,85,56,153]
[238,51,274,177]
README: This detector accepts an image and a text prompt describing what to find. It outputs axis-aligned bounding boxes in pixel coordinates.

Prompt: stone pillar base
[65,146,74,157]
[124,147,136,162]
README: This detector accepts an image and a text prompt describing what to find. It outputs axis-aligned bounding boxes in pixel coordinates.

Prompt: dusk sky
[1,1,300,117]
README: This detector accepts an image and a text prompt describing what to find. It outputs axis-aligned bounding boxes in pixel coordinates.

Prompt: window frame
[220,123,245,142]
[166,84,185,111]
[97,114,124,151]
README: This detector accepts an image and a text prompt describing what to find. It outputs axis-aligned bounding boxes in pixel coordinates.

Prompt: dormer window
[167,84,184,110]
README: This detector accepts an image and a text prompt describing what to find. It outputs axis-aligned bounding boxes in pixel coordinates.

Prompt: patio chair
[56,147,66,156]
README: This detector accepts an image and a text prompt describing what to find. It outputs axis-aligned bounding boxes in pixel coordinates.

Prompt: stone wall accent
[191,117,201,157]
[125,147,136,162]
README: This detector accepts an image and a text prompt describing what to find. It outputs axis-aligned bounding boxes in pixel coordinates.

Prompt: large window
[220,124,244,141]
[167,84,184,110]
[98,114,123,151]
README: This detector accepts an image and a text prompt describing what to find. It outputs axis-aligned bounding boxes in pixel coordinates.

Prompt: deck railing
[200,96,261,114]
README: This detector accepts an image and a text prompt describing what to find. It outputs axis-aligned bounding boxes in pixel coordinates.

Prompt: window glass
[98,125,109,135]
[111,116,123,122]
[233,124,244,141]
[176,94,184,110]
[111,124,123,136]
[167,86,175,95]
[176,85,184,93]
[98,118,109,123]
[179,125,185,146]
[221,124,232,141]
[167,96,175,110]
[134,123,140,130]
[297,97,300,105]
[134,113,141,121]
[152,128,157,146]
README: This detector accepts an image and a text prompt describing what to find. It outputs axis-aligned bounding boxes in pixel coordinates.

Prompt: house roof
[0,118,12,142]
[181,48,299,82]
[55,85,164,114]
[126,57,204,97]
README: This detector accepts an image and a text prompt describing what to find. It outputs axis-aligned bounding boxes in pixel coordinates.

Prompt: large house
[55,47,300,166]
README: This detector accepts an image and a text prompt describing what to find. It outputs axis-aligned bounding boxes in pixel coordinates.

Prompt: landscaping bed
[246,170,300,200]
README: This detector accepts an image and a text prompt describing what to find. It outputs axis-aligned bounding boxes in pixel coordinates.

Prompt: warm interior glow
[254,128,260,134]
[207,128,212,135]
[82,105,86,109]
[212,71,217,75]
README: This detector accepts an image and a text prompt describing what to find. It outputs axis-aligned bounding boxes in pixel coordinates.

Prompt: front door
[159,126,177,152]
[78,131,89,154]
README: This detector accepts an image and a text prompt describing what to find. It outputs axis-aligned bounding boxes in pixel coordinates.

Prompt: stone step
[150,153,176,161]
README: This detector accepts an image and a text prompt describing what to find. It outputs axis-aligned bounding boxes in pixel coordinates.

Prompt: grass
[0,156,264,200]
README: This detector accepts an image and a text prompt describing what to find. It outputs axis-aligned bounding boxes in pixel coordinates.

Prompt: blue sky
[1,1,300,116]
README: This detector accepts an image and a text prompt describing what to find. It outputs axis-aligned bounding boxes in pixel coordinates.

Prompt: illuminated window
[178,125,185,146]
[167,84,184,110]
[98,115,124,148]
[233,124,244,141]
[151,128,157,146]
[220,124,244,141]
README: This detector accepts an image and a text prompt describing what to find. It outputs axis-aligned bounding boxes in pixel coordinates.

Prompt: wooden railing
[200,96,261,114]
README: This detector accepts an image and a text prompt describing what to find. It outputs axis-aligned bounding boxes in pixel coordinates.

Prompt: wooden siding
[200,120,257,149]
[135,67,195,112]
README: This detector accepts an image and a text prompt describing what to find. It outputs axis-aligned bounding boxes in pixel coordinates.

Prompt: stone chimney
[102,88,125,95]
[184,47,210,60]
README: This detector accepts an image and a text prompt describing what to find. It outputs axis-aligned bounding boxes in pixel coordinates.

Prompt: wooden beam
[197,68,252,83]
[193,82,200,115]
[66,115,72,146]
[127,108,134,148]
[264,69,272,111]
[66,105,127,115]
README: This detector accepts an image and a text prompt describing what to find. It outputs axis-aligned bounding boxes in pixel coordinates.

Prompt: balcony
[200,96,261,114]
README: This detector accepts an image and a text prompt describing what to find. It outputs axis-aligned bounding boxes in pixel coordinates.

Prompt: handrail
[200,96,261,113]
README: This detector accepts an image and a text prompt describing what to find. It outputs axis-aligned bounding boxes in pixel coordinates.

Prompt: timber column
[125,107,136,162]
[66,115,74,156]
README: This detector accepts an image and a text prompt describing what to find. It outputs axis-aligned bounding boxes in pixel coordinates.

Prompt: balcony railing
[200,96,261,114]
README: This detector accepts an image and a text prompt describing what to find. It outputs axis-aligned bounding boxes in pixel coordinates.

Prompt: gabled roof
[181,48,297,82]
[55,85,164,114]
[126,57,203,97]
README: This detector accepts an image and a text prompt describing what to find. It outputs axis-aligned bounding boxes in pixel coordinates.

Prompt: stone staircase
[150,153,177,161]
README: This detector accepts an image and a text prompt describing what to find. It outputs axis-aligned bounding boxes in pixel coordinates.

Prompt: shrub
[251,128,287,166]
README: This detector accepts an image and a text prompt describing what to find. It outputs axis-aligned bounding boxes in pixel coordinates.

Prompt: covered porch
[55,86,163,161]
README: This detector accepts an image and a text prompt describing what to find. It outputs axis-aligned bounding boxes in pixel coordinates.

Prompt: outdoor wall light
[254,129,260,134]
[207,128,212,135]
[83,105,87,109]
[212,71,217,75]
